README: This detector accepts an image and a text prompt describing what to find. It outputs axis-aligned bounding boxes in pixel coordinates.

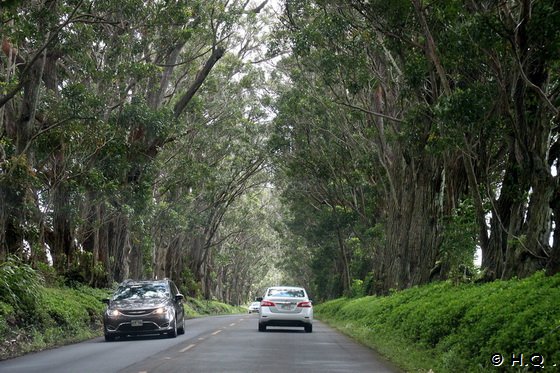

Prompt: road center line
[229,323,236,326]
[180,344,196,352]
[212,330,222,335]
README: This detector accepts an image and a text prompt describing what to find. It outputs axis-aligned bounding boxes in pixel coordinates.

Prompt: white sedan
[257,286,313,333]
[248,301,261,313]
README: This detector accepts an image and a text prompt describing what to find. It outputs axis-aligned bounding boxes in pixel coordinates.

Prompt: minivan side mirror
[175,294,184,302]
[102,298,110,305]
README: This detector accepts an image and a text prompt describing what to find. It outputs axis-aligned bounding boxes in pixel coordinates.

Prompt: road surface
[0,314,402,373]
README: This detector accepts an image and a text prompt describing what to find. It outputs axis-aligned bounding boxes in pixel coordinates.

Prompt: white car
[248,301,261,313]
[257,286,313,333]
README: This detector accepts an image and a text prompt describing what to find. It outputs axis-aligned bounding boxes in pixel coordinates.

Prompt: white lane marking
[212,330,222,335]
[180,344,196,352]
[229,323,236,327]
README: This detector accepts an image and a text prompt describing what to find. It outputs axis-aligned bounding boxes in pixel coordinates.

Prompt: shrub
[0,256,44,319]
[41,286,107,330]
[315,271,560,373]
[34,262,61,287]
[0,301,14,335]
[350,279,365,298]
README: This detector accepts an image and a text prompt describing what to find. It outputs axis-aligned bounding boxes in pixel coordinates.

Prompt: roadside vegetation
[1,1,560,370]
[315,271,560,373]
[2,0,560,310]
[0,257,244,361]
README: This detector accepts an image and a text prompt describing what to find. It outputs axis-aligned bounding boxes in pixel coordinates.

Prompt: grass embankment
[0,285,109,360]
[0,261,245,361]
[315,271,560,373]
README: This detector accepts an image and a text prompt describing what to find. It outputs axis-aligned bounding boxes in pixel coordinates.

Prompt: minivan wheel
[168,319,177,338]
[304,324,313,333]
[178,318,185,335]
[104,334,115,342]
[258,323,266,332]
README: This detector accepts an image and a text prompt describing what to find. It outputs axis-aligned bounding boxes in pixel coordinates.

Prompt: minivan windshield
[113,283,168,301]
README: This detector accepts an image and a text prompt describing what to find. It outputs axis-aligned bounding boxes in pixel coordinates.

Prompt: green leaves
[316,272,560,372]
[0,257,44,318]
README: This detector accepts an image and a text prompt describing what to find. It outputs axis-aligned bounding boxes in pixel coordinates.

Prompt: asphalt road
[0,314,402,373]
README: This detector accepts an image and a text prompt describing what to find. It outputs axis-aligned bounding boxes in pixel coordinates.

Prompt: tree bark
[374,154,443,292]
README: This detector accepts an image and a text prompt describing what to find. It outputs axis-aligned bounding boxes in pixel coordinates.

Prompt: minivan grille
[120,309,154,316]
[118,322,160,332]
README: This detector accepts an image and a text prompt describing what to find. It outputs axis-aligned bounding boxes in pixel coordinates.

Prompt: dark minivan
[102,279,185,341]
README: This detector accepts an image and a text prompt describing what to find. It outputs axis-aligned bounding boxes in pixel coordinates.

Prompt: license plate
[280,304,291,310]
[131,320,143,327]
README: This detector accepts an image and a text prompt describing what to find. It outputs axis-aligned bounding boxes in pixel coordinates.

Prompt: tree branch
[336,101,403,123]
[173,46,226,118]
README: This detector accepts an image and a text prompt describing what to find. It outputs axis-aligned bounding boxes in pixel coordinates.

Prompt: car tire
[178,318,185,335]
[168,319,178,338]
[104,334,115,342]
[258,323,266,332]
[304,324,313,333]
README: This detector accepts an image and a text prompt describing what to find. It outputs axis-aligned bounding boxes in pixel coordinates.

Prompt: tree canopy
[1,0,559,302]
[270,0,560,298]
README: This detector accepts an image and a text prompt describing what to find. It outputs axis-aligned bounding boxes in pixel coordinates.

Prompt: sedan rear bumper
[259,318,311,327]
[259,307,313,326]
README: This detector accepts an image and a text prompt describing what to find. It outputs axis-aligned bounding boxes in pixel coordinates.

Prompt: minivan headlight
[154,306,170,315]
[106,309,120,317]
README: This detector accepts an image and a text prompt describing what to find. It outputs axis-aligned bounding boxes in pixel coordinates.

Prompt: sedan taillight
[296,301,312,308]
[261,300,275,307]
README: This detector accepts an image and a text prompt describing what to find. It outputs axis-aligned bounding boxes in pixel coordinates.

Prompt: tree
[0,0,279,297]
[271,0,560,295]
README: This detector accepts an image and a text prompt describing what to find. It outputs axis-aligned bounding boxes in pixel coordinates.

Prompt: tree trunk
[51,181,74,272]
[547,191,560,275]
[375,154,443,292]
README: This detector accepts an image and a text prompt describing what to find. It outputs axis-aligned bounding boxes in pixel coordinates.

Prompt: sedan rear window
[267,288,305,298]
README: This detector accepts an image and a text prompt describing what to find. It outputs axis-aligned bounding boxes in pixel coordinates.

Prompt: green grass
[0,285,110,360]
[315,271,560,373]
